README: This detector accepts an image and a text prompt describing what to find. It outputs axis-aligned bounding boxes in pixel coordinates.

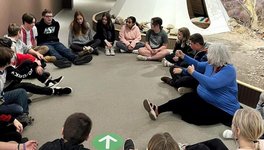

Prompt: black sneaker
[53,87,72,95]
[92,48,99,55]
[73,54,93,65]
[124,139,135,150]
[45,76,64,87]
[53,58,72,68]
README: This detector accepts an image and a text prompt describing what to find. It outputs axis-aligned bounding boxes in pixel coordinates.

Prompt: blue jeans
[43,42,76,61]
[0,89,28,115]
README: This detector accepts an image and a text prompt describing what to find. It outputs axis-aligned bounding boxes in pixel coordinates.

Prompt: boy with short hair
[39,113,92,150]
[21,13,55,62]
[36,9,93,68]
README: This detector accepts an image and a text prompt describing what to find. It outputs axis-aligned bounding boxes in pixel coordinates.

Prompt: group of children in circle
[0,8,264,150]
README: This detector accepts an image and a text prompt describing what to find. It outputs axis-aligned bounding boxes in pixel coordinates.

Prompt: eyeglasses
[45,15,53,18]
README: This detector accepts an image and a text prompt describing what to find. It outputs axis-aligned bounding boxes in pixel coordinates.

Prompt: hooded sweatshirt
[39,138,89,150]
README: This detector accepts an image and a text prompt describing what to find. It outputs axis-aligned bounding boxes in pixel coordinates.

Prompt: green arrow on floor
[92,133,124,150]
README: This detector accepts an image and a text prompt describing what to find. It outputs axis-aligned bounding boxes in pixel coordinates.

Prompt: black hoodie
[35,18,60,45]
[39,138,90,150]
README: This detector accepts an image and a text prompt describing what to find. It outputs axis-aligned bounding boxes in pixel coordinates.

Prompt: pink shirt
[119,24,141,48]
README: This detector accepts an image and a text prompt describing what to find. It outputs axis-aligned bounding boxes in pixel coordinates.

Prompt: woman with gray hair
[143,43,240,126]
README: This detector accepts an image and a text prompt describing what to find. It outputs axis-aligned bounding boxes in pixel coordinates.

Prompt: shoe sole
[74,55,93,65]
[64,87,72,94]
[178,87,193,95]
[143,99,157,120]
[53,61,72,68]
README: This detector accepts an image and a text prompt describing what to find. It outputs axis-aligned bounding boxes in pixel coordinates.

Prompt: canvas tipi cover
[110,0,230,35]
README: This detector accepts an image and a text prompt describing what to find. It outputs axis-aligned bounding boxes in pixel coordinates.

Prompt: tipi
[110,0,230,35]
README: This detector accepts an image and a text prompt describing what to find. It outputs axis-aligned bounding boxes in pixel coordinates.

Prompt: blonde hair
[147,132,180,150]
[232,108,264,150]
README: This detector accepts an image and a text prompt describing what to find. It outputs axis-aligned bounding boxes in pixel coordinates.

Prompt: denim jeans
[43,42,76,61]
[0,88,28,115]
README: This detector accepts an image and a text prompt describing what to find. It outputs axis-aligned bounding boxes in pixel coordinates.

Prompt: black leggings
[70,39,101,52]
[186,138,228,150]
[169,66,199,89]
[4,82,53,95]
[158,92,234,126]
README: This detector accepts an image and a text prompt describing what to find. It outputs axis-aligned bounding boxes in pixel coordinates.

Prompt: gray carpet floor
[23,0,236,149]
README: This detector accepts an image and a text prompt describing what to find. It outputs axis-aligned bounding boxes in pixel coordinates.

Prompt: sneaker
[16,114,34,126]
[27,99,32,104]
[110,47,115,56]
[162,58,166,66]
[73,54,93,65]
[124,139,135,150]
[83,46,94,53]
[78,50,90,57]
[162,58,173,67]
[44,56,56,63]
[53,87,72,95]
[120,49,126,53]
[222,129,233,139]
[260,92,264,104]
[53,58,72,68]
[132,49,139,54]
[45,76,64,87]
[137,55,148,61]
[178,143,188,150]
[91,48,99,55]
[177,87,193,95]
[143,99,157,120]
[27,92,34,98]
[105,48,111,56]
[161,76,173,86]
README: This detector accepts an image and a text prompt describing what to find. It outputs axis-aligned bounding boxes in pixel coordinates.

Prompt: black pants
[169,66,199,89]
[165,53,189,67]
[186,138,228,150]
[158,92,234,126]
[0,126,22,142]
[4,82,53,95]
[14,60,50,83]
[70,39,101,52]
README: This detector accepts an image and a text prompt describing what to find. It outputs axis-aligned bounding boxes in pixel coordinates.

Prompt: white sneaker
[137,55,148,61]
[105,48,110,56]
[223,129,233,139]
[162,58,167,66]
[120,49,126,53]
[110,47,115,56]
[177,87,193,95]
[84,46,93,53]
[162,59,174,67]
[132,49,139,54]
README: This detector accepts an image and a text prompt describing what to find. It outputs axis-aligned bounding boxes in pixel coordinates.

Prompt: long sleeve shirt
[119,24,141,48]
[184,55,240,115]
[68,22,93,46]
